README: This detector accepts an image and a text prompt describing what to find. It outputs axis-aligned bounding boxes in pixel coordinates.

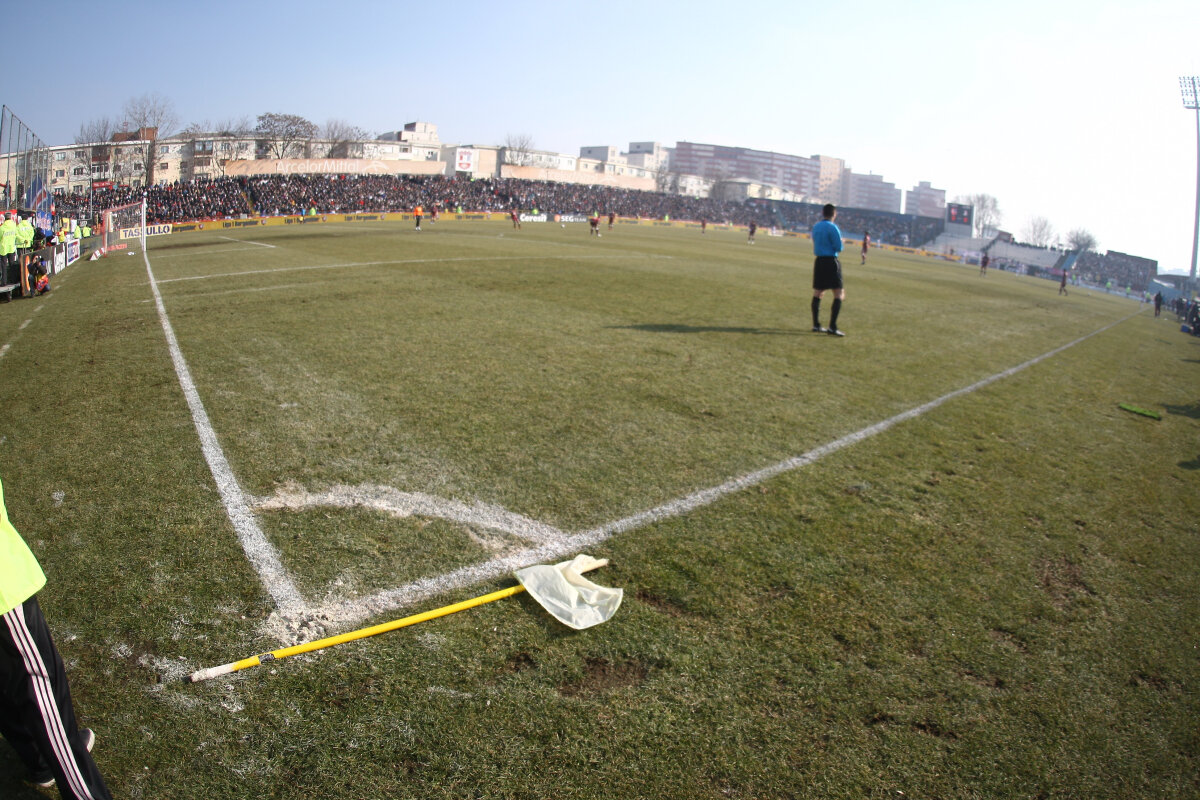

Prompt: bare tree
[1066,228,1098,252]
[955,193,1002,237]
[1023,215,1055,247]
[655,166,680,194]
[214,116,253,137]
[75,117,117,145]
[503,133,535,167]
[319,119,370,158]
[122,93,178,185]
[256,113,318,159]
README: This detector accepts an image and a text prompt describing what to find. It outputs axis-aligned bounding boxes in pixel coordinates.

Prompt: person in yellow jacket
[0,211,17,286]
[0,477,113,798]
[16,213,35,253]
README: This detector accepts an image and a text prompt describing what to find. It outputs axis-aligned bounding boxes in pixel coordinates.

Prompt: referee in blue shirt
[811,204,846,336]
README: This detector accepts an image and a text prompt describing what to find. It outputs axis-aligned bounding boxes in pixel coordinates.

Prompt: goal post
[93,197,146,258]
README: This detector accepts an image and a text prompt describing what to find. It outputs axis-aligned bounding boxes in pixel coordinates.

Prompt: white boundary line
[141,250,306,615]
[218,235,276,248]
[154,253,663,284]
[145,235,1140,633]
[302,311,1136,626]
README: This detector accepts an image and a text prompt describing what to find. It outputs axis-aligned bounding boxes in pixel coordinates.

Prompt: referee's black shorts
[813,256,843,291]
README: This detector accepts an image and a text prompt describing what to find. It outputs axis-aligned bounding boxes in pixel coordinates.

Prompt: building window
[159,145,170,155]
[73,167,86,176]
[55,169,65,178]
[55,152,66,161]
[159,162,168,170]
[91,165,105,174]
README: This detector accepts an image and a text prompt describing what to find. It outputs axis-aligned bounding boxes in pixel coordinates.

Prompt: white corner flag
[514,554,623,630]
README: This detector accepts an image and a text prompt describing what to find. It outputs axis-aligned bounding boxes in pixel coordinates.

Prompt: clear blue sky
[9,0,1200,274]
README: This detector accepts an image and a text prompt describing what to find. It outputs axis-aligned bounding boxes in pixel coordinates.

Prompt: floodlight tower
[1182,76,1200,291]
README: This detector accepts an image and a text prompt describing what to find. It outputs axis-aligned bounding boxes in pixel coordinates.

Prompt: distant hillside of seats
[53,174,945,248]
[1074,250,1158,293]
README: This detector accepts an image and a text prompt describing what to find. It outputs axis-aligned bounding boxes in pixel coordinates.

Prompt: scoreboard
[946,203,973,227]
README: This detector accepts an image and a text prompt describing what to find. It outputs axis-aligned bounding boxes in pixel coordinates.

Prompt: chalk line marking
[219,235,276,248]
[0,306,44,360]
[146,229,1137,639]
[250,483,566,545]
[141,249,305,616]
[152,246,264,259]
[153,253,666,285]
[275,312,1138,633]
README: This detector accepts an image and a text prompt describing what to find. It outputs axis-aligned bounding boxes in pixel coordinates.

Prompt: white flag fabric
[514,554,622,630]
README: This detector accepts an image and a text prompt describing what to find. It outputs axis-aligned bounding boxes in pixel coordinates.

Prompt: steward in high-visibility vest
[0,476,114,796]
[0,213,16,255]
[0,213,17,285]
[15,215,35,251]
[0,479,44,615]
[414,204,423,231]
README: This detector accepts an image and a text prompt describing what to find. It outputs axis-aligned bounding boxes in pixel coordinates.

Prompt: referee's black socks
[830,298,842,330]
[811,297,821,327]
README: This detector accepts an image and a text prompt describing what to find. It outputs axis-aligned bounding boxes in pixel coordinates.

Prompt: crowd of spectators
[748,200,943,246]
[52,174,946,247]
[1074,250,1158,294]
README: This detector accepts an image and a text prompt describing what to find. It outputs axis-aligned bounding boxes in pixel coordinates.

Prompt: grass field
[1,218,1197,799]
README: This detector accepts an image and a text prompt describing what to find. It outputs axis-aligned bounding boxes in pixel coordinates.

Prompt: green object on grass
[1119,403,1161,420]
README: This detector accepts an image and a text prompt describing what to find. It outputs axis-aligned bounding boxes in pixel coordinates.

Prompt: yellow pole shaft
[186,558,606,683]
[187,584,527,682]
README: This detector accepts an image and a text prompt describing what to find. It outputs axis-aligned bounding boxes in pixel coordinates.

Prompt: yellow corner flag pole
[186,558,607,683]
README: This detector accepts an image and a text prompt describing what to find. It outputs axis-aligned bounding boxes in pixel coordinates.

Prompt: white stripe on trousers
[3,603,96,800]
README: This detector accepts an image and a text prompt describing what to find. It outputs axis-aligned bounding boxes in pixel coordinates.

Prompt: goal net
[94,199,145,258]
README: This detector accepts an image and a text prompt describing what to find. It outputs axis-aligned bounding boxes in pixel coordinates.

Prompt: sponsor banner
[120,224,173,239]
[455,148,477,173]
[558,214,590,223]
[222,219,264,228]
[519,213,548,223]
[25,177,53,235]
[66,239,81,265]
[91,180,112,190]
[55,247,67,272]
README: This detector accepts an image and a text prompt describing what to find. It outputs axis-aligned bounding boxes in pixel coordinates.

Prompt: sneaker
[811,325,825,333]
[827,327,845,337]
[31,729,94,787]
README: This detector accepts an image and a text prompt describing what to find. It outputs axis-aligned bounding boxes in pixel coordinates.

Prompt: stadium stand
[53,175,947,248]
[1074,250,1158,293]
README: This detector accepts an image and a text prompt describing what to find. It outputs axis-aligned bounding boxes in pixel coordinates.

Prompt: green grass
[0,218,1197,799]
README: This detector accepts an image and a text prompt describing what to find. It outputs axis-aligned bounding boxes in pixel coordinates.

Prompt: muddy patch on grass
[1038,556,1096,608]
[504,651,538,673]
[559,657,649,697]
[634,587,689,617]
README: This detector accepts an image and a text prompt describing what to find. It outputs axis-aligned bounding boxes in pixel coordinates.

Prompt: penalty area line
[306,310,1138,629]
